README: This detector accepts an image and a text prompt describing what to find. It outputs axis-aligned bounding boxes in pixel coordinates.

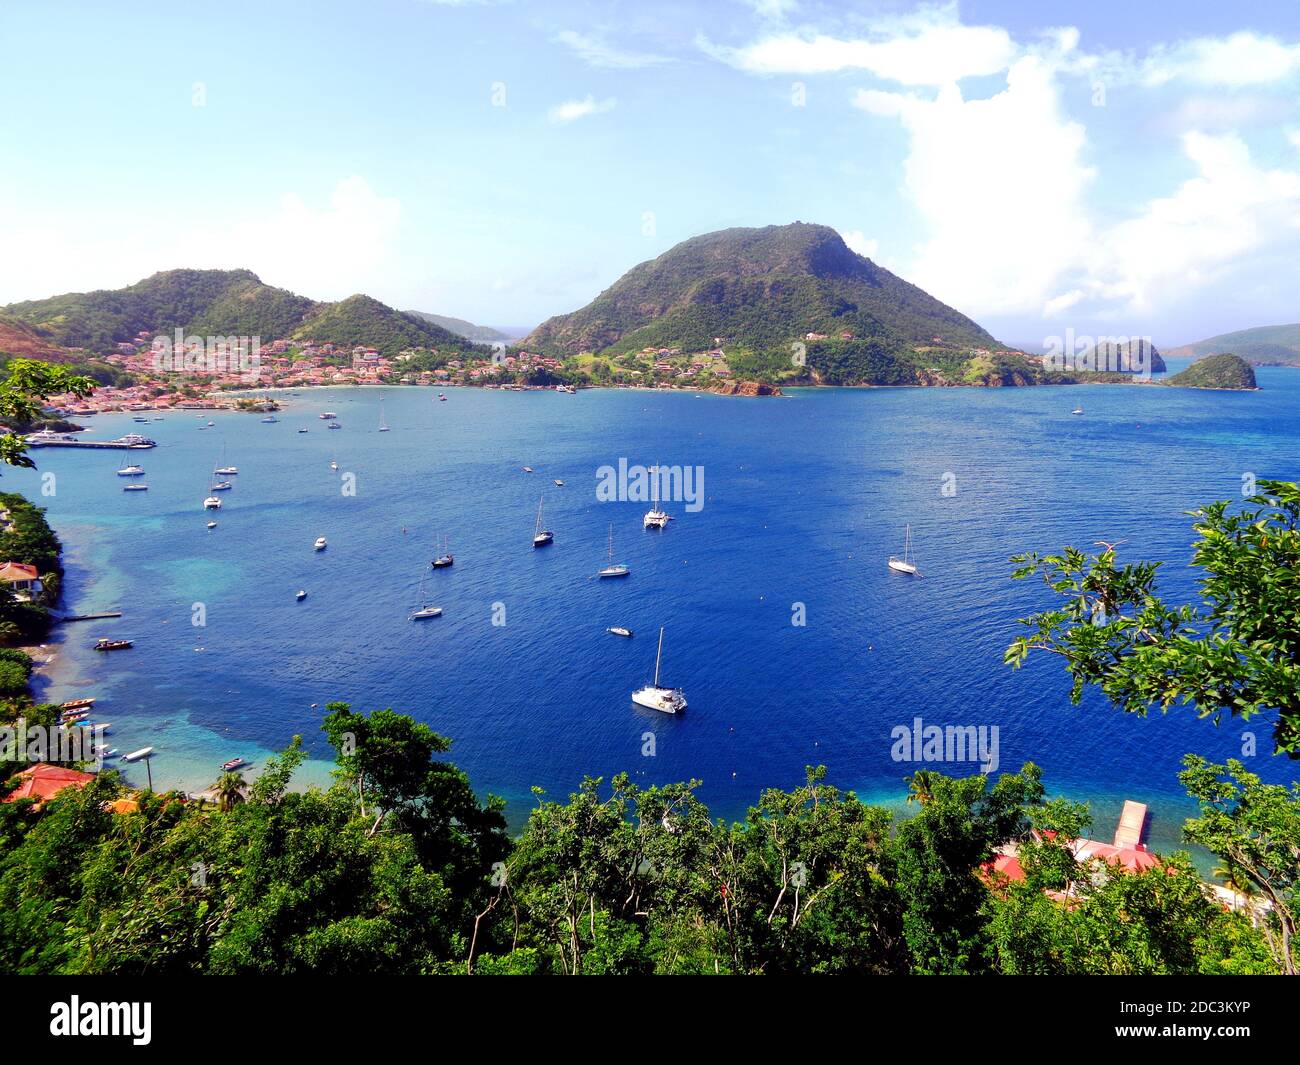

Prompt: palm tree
[906,769,942,806]
[215,771,246,813]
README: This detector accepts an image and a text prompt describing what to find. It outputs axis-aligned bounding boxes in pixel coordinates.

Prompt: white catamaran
[888,524,920,575]
[644,465,669,529]
[631,627,686,714]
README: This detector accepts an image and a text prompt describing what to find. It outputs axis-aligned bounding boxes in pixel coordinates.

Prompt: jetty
[57,611,123,623]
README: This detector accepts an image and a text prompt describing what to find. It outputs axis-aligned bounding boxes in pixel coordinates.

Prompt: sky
[3,0,1300,346]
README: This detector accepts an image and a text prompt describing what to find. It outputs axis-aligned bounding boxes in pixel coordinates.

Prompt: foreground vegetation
[0,718,1290,974]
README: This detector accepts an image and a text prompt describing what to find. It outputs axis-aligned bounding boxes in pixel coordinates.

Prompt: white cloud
[852,54,1094,316]
[547,95,617,124]
[1289,129,1300,150]
[554,30,673,69]
[701,9,1016,84]
[0,176,403,306]
[1143,31,1300,87]
[221,177,403,300]
[1084,132,1300,314]
[840,230,879,259]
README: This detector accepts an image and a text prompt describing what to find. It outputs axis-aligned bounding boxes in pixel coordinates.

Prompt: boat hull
[631,686,686,714]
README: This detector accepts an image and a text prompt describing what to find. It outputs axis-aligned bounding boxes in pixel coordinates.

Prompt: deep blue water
[14,367,1299,848]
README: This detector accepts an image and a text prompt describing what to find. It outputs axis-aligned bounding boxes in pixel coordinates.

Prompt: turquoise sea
[12,363,1299,849]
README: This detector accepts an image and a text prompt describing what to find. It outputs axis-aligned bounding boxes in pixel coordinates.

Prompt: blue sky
[3,0,1300,346]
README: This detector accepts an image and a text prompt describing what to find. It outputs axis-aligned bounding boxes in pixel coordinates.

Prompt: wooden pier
[57,611,123,623]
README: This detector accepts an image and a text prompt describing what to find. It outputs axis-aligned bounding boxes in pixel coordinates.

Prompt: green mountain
[523,222,999,358]
[4,269,315,351]
[292,295,470,356]
[1166,353,1258,390]
[404,310,509,344]
[1165,323,1300,365]
[1,270,486,358]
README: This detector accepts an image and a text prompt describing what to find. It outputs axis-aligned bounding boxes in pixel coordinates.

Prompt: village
[45,329,745,414]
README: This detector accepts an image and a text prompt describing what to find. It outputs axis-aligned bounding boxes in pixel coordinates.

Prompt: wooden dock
[57,611,123,623]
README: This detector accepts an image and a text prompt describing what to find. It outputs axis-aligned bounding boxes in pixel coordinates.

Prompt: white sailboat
[378,398,390,432]
[409,569,442,619]
[1071,404,1084,415]
[532,495,553,547]
[643,464,669,529]
[631,627,686,714]
[888,524,920,575]
[597,524,629,578]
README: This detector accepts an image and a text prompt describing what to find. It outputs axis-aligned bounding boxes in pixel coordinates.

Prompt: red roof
[0,562,39,583]
[3,763,96,807]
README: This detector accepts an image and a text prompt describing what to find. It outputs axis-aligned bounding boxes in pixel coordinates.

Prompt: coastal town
[43,331,753,415]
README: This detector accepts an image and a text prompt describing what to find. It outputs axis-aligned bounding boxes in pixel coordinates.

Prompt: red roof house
[3,763,96,808]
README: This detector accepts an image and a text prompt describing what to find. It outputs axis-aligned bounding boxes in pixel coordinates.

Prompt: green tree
[0,359,95,468]
[1179,756,1298,975]
[1006,480,1300,754]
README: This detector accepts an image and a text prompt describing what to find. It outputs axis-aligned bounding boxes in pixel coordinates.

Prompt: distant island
[1165,353,1258,390]
[1165,323,1300,366]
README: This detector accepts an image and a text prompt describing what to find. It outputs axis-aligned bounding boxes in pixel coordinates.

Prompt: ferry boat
[631,628,687,714]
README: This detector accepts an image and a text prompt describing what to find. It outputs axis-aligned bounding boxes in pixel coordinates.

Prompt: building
[0,561,41,601]
[2,764,96,809]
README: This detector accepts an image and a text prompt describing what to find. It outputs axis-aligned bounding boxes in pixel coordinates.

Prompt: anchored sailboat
[631,627,686,714]
[532,495,553,548]
[432,535,453,568]
[888,524,920,575]
[409,569,442,619]
[597,524,629,578]
[644,464,669,529]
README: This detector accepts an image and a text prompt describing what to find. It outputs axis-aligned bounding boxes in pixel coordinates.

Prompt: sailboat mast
[607,523,614,563]
[654,627,664,686]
